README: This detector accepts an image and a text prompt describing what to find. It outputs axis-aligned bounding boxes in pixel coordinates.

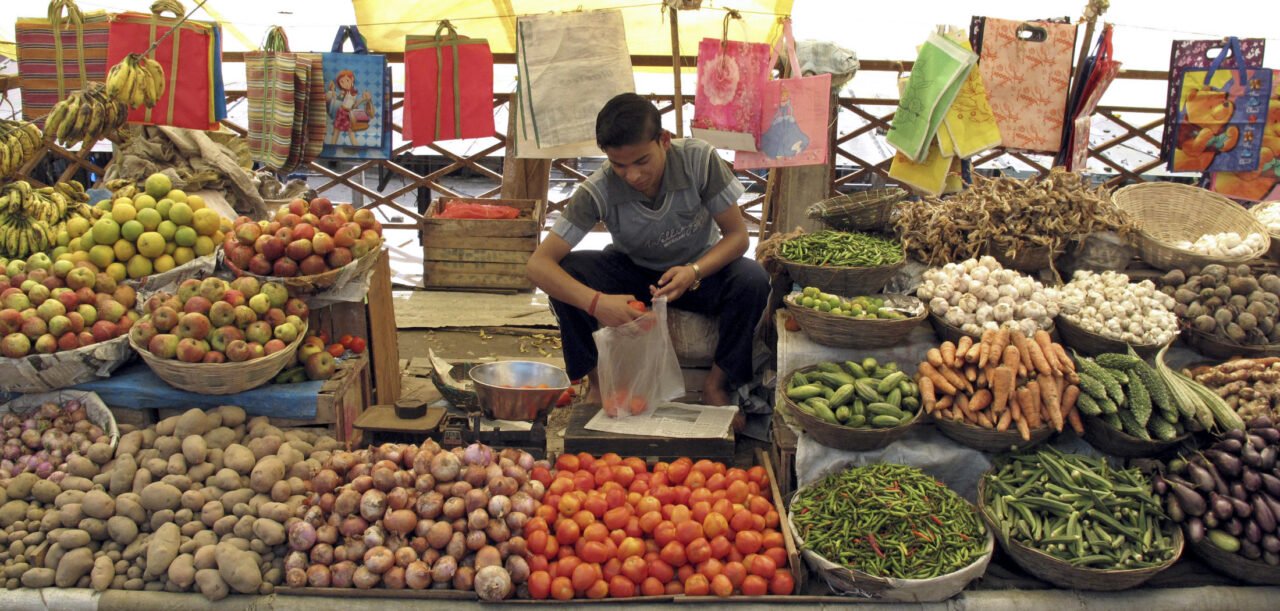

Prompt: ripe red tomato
[338,334,353,347]
[555,520,580,545]
[347,337,366,353]
[621,555,648,583]
[723,561,747,589]
[556,453,580,472]
[550,576,575,600]
[604,506,631,530]
[586,578,609,599]
[648,559,675,584]
[580,541,610,564]
[741,574,769,596]
[710,573,734,597]
[608,575,636,598]
[529,570,552,599]
[571,563,597,593]
[769,571,795,595]
[602,557,621,581]
[627,300,647,313]
[653,521,677,547]
[735,530,763,555]
[659,540,688,567]
[683,574,710,596]
[685,537,712,564]
[746,553,777,579]
[326,343,345,358]
[641,576,665,596]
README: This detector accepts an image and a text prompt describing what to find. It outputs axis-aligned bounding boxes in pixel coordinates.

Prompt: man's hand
[650,265,697,302]
[593,293,645,327]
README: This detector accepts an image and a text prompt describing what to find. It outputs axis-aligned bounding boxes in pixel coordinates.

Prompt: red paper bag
[690,25,771,152]
[404,22,494,145]
[106,2,220,130]
[734,19,830,170]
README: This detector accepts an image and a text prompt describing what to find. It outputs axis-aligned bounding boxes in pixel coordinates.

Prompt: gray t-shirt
[550,138,744,271]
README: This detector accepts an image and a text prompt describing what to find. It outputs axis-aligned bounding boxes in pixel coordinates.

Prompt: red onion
[509,492,537,517]
[310,543,334,565]
[384,509,417,536]
[522,480,545,501]
[446,532,467,559]
[502,464,529,485]
[334,489,361,516]
[410,536,428,554]
[505,555,530,585]
[288,521,317,551]
[286,568,307,587]
[485,520,510,543]
[466,530,487,551]
[285,551,309,572]
[330,561,356,588]
[394,469,414,489]
[371,467,397,492]
[414,473,436,492]
[422,438,442,454]
[488,495,511,519]
[415,492,443,519]
[316,525,338,545]
[504,512,528,531]
[426,521,453,549]
[465,488,490,513]
[312,469,341,494]
[363,546,394,574]
[303,506,326,528]
[351,475,374,493]
[463,443,493,466]
[431,555,458,583]
[463,464,488,488]
[352,566,380,589]
[307,565,332,587]
[499,448,522,464]
[393,546,418,567]
[345,540,367,561]
[401,444,418,470]
[516,452,535,472]
[359,489,387,521]
[329,451,356,473]
[452,566,475,591]
[450,481,473,498]
[363,524,386,548]
[35,461,53,478]
[339,516,367,538]
[484,463,504,484]
[421,549,440,566]
[442,497,466,520]
[318,493,336,514]
[467,508,490,531]
[430,452,461,482]
[474,565,513,601]
[377,444,403,465]
[405,560,432,589]
[386,487,409,511]
[489,476,518,497]
[506,536,527,557]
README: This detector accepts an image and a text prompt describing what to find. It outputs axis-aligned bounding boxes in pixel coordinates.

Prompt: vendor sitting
[527,93,770,410]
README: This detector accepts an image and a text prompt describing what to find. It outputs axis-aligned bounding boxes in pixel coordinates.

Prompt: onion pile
[1,399,110,483]
[294,442,543,600]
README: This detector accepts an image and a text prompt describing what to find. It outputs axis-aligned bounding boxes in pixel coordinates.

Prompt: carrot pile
[915,328,1084,441]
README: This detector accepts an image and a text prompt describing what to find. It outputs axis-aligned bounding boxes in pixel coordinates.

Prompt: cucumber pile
[786,359,921,429]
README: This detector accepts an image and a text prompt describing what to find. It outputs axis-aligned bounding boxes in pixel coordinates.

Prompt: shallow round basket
[928,312,1055,344]
[429,360,482,411]
[790,487,994,601]
[1187,528,1280,585]
[782,293,925,348]
[779,257,905,296]
[1112,182,1270,271]
[223,244,383,295]
[933,417,1054,453]
[1055,315,1174,360]
[1181,328,1280,360]
[0,389,120,450]
[988,243,1062,273]
[0,334,134,393]
[978,477,1183,590]
[783,366,918,452]
[128,321,305,395]
[1080,413,1192,458]
[469,360,570,421]
[1251,201,1280,262]
[806,187,908,232]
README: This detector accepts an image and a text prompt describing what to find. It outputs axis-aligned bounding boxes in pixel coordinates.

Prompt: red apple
[334,223,360,248]
[225,339,252,362]
[177,278,202,303]
[352,208,377,230]
[253,234,273,255]
[227,244,254,271]
[202,351,226,364]
[248,254,274,276]
[20,317,48,340]
[209,325,244,352]
[176,337,209,363]
[176,312,212,340]
[57,332,81,352]
[148,333,179,359]
[326,248,354,269]
[317,214,343,236]
[292,223,316,242]
[309,197,334,217]
[284,298,309,320]
[299,255,328,276]
[304,350,336,380]
[278,213,302,229]
[264,308,287,328]
[209,301,237,328]
[114,285,137,310]
[286,239,313,261]
[287,199,308,216]
[245,321,273,345]
[77,330,96,347]
[262,237,287,261]
[272,258,299,278]
[66,311,85,334]
[56,290,80,312]
[152,306,180,332]
[130,320,158,347]
[264,338,287,355]
[311,233,336,256]
[91,320,116,343]
[182,296,212,315]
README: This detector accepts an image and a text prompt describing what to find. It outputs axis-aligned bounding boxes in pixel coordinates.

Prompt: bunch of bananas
[0,180,96,259]
[44,82,129,148]
[0,120,43,180]
[105,52,165,109]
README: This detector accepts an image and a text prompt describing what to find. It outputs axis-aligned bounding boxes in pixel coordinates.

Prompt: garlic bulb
[1257,205,1280,233]
[918,256,1058,331]
[1061,270,1178,345]
[1173,231,1266,257]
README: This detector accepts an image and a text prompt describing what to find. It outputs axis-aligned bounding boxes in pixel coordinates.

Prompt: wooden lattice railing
[1,56,1172,236]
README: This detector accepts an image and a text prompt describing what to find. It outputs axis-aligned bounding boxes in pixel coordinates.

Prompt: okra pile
[982,448,1178,570]
[793,464,988,579]
[786,359,920,429]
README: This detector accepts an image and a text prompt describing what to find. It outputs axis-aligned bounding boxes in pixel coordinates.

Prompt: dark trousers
[549,247,770,388]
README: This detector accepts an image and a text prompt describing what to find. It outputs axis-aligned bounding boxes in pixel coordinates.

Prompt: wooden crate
[421,197,545,291]
[770,409,799,500]
[308,301,368,345]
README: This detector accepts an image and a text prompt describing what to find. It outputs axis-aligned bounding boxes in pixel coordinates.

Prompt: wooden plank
[423,271,534,291]
[759,447,805,592]
[422,234,537,252]
[423,248,532,264]
[366,251,401,406]
[423,260,529,277]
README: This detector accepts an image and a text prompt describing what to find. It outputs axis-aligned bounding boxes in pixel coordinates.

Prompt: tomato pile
[524,453,796,599]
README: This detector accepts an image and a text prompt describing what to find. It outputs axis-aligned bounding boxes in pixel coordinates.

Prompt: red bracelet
[587,292,602,317]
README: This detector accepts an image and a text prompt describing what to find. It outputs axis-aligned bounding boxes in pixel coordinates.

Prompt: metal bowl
[468,361,570,421]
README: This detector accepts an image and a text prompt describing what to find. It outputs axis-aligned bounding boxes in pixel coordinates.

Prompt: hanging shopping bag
[1163,37,1266,164]
[690,12,772,152]
[1207,71,1280,201]
[404,21,495,146]
[1170,37,1271,174]
[1059,25,1121,171]
[298,53,328,165]
[885,31,976,162]
[320,26,392,160]
[935,27,1001,159]
[734,19,830,170]
[16,0,111,122]
[105,0,225,130]
[971,17,1077,154]
[592,297,686,419]
[245,26,297,170]
[514,9,635,158]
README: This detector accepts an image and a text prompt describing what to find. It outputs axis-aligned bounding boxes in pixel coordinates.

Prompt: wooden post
[366,250,402,405]
[669,7,684,137]
[500,105,551,201]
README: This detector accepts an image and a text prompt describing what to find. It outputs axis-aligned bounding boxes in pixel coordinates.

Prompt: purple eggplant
[1186,517,1207,543]
[1153,472,1169,496]
[1218,438,1243,454]
[1248,415,1274,429]
[1254,427,1280,444]
[1244,444,1264,468]
[1261,446,1277,471]
[1225,428,1247,442]
[1242,540,1263,560]
[1231,482,1249,502]
[1187,461,1216,493]
[1208,449,1243,478]
[1246,519,1263,543]
[1255,495,1278,533]
[1228,495,1253,518]
[1166,493,1186,523]
[1212,493,1235,520]
[1264,473,1280,498]
[1265,552,1280,566]
[1244,468,1263,492]
[1226,517,1245,537]
[1170,480,1208,517]
[1263,534,1280,554]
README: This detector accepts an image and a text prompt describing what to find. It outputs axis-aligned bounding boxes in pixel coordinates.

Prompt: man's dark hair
[595,93,662,149]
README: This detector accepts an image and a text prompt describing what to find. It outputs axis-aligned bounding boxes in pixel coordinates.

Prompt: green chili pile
[982,447,1176,569]
[779,230,904,267]
[791,463,987,579]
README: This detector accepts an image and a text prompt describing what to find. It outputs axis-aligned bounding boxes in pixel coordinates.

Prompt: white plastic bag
[592,297,684,418]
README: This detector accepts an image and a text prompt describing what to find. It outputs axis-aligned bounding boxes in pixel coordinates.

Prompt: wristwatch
[689,262,702,291]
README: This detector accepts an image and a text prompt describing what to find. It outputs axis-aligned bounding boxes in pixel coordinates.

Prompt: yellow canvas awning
[351,0,792,55]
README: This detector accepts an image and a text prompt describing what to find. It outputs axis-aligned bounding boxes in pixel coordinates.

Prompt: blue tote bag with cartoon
[321,26,392,160]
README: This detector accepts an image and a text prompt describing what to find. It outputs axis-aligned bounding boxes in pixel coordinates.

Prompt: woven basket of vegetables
[782,362,920,452]
[1251,200,1280,262]
[777,230,905,295]
[1073,350,1201,458]
[1158,265,1280,358]
[790,463,993,602]
[979,449,1183,591]
[806,187,908,232]
[783,290,925,349]
[1113,182,1269,271]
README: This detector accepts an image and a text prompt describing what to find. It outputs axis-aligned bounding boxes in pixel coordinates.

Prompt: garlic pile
[1255,205,1280,233]
[1059,271,1178,345]
[1173,231,1266,258]
[917,256,1060,337]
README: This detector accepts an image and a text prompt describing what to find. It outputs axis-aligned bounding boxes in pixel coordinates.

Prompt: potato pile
[1159,265,1280,346]
[0,406,343,599]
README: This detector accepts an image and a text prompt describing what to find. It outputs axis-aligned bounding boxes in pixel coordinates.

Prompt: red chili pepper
[930,515,944,527]
[913,529,933,542]
[868,533,884,558]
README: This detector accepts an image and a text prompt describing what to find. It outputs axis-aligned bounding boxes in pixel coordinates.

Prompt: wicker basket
[783,366,918,451]
[0,334,134,393]
[782,293,925,348]
[988,243,1061,273]
[1252,201,1280,262]
[1112,182,1270,271]
[779,257,904,296]
[1080,413,1192,458]
[128,321,305,395]
[1181,329,1280,360]
[928,313,1056,346]
[1055,315,1174,360]
[806,188,908,232]
[1187,528,1280,585]
[1,390,120,450]
[933,417,1054,453]
[223,244,384,296]
[978,477,1183,590]
[429,359,482,411]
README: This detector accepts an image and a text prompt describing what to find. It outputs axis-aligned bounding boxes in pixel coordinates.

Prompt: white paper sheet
[584,401,738,439]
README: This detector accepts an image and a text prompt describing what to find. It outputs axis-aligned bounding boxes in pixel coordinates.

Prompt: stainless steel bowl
[468,360,570,421]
